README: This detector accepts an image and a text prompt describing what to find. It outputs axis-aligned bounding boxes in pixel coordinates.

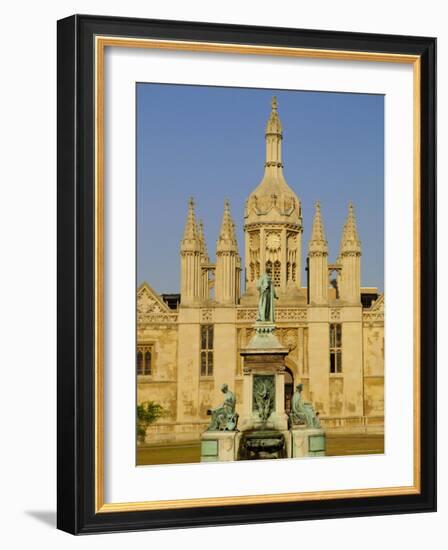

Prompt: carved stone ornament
[137,283,177,324]
[252,375,275,422]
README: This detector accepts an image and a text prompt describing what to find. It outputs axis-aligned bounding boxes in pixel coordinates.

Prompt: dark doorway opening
[284,367,294,413]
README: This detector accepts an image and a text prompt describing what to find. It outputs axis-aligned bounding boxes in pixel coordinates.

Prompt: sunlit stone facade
[137,98,384,444]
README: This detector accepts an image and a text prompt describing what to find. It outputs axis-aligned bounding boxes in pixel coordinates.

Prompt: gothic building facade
[137,98,384,444]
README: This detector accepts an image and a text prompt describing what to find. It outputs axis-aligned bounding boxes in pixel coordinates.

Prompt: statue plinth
[245,322,283,350]
[290,427,326,457]
[201,431,238,462]
[239,322,289,433]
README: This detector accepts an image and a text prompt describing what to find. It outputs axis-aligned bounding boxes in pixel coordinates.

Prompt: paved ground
[137,434,384,466]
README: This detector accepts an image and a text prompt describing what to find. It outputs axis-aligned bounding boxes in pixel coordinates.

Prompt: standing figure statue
[254,380,273,422]
[256,271,278,322]
[289,383,321,428]
[206,384,238,431]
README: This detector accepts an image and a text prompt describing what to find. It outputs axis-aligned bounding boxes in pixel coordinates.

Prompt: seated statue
[206,383,239,431]
[289,383,321,428]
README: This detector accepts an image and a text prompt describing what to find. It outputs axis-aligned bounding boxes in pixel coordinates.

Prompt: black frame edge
[57,14,437,535]
[57,14,79,535]
[419,36,437,514]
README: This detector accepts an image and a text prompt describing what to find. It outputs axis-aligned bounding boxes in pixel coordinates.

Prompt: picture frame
[57,14,436,534]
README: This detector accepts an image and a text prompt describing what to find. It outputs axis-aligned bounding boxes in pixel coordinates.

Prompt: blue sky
[137,84,384,293]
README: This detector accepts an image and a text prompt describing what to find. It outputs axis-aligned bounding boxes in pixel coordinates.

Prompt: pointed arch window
[200,325,214,377]
[144,351,152,375]
[137,344,154,377]
[136,351,143,375]
[329,323,342,373]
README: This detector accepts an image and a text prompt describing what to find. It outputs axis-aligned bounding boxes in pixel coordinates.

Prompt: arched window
[330,323,342,373]
[200,325,214,377]
[136,351,143,375]
[144,351,152,375]
[284,368,294,413]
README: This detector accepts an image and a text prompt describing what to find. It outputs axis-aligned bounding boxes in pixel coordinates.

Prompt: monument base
[200,431,238,462]
[239,411,289,432]
[237,429,292,460]
[291,427,326,457]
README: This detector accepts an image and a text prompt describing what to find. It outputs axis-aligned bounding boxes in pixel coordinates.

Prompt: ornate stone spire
[197,219,211,301]
[338,202,361,304]
[265,95,283,171]
[181,197,200,252]
[197,219,209,262]
[308,201,328,304]
[217,199,238,253]
[180,197,201,304]
[244,97,301,225]
[215,200,240,304]
[265,96,283,167]
[309,201,328,255]
[340,202,361,255]
[242,98,303,301]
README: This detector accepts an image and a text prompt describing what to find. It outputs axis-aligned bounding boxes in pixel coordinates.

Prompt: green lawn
[136,434,384,466]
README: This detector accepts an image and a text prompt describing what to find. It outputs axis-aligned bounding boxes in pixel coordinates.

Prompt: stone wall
[137,324,178,432]
[137,296,385,444]
[363,325,384,418]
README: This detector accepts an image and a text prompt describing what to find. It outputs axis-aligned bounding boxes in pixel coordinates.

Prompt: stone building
[137,98,384,444]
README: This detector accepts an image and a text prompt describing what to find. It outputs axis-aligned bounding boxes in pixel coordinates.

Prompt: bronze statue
[206,384,238,431]
[256,271,277,323]
[254,379,273,422]
[289,383,321,428]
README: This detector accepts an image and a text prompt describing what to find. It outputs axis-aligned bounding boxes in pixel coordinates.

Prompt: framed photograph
[57,14,436,534]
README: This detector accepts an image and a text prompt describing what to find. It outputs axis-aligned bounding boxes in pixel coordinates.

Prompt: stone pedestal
[291,427,326,457]
[236,429,292,460]
[200,431,237,462]
[239,323,289,432]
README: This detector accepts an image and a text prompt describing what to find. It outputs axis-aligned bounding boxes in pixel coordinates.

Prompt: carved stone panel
[237,308,257,321]
[276,308,307,322]
[276,328,298,358]
[201,308,213,323]
[330,308,341,322]
[252,375,275,421]
[137,284,177,324]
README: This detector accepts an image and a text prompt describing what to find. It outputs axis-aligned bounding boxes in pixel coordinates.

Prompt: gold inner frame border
[94,36,421,513]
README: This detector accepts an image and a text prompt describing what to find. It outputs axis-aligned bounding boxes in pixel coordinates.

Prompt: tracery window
[137,345,153,376]
[136,351,143,375]
[144,351,152,375]
[329,323,342,373]
[200,324,214,376]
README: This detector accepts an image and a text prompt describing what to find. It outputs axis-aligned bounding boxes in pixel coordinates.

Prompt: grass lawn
[136,433,384,466]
